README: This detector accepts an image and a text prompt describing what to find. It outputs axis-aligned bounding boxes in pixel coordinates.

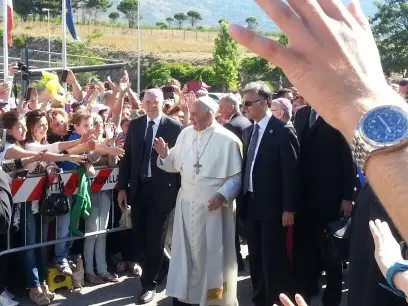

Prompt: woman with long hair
[21,109,86,305]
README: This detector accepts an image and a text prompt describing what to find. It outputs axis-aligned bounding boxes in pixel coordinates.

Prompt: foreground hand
[80,129,96,144]
[282,211,295,227]
[117,190,128,211]
[107,147,124,158]
[273,294,308,306]
[66,69,77,85]
[0,83,11,100]
[153,137,169,158]
[66,154,86,165]
[228,0,393,141]
[340,200,353,217]
[115,134,125,149]
[106,76,117,91]
[24,150,48,166]
[369,219,403,278]
[208,193,226,211]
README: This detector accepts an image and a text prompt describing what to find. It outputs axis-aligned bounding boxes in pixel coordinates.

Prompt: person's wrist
[336,86,405,145]
[394,270,408,295]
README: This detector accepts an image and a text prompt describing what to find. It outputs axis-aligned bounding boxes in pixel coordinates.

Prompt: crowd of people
[0,1,408,306]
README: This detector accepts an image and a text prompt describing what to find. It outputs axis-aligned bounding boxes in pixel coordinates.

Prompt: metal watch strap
[352,131,372,173]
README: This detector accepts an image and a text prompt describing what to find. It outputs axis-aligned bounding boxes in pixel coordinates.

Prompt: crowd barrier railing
[0,166,126,256]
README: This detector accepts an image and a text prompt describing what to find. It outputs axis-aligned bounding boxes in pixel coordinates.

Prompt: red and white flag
[6,0,14,46]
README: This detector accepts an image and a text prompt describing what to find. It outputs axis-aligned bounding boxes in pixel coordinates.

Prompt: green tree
[270,33,289,87]
[14,0,35,20]
[174,13,187,29]
[117,0,139,28]
[108,12,120,23]
[156,22,168,29]
[213,20,240,91]
[85,0,112,25]
[166,17,174,27]
[371,0,408,76]
[245,17,258,30]
[187,10,202,27]
[239,56,273,85]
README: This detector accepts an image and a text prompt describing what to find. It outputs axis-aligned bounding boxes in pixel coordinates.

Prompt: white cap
[91,104,109,113]
[197,96,219,114]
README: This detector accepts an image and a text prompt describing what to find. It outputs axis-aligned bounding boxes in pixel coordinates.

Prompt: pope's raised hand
[153,137,169,158]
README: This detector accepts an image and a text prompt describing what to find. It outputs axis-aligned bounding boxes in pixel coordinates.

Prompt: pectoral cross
[193,160,202,175]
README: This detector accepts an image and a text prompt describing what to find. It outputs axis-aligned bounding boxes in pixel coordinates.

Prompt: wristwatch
[352,105,408,172]
[379,261,408,298]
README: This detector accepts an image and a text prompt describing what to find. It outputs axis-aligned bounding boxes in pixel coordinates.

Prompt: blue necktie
[309,108,318,127]
[243,124,260,194]
[140,120,155,179]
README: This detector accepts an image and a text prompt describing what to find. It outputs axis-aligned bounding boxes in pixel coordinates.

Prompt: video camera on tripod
[14,61,30,81]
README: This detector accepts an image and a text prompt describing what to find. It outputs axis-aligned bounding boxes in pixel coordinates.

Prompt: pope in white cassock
[153,96,242,306]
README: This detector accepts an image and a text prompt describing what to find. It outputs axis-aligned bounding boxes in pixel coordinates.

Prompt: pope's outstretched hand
[153,137,169,158]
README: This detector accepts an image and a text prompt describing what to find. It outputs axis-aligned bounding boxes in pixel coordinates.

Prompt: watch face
[362,106,408,144]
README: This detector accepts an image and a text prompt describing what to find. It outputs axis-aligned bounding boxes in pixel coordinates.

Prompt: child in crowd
[68,110,123,284]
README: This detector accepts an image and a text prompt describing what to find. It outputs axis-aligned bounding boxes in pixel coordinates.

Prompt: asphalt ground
[17,244,348,306]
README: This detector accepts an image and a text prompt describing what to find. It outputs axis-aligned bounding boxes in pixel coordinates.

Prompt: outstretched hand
[273,294,308,306]
[369,219,404,278]
[228,0,394,142]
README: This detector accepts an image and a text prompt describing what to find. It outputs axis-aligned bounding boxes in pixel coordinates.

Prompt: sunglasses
[243,99,263,107]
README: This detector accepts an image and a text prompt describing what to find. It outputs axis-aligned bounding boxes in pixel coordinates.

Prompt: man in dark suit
[240,82,300,305]
[219,93,251,272]
[118,88,182,304]
[219,93,252,140]
[293,105,355,306]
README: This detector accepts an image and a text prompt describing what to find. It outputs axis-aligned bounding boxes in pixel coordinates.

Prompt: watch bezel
[358,105,408,148]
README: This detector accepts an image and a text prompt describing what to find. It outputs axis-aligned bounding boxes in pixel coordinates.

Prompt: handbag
[40,167,70,217]
[322,217,352,265]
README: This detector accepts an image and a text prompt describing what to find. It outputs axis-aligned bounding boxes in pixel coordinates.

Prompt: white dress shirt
[248,114,271,192]
[145,115,162,177]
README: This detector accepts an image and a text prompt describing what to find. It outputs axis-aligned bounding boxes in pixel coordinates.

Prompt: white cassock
[158,123,242,306]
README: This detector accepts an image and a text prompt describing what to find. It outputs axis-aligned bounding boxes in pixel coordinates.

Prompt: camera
[17,61,28,72]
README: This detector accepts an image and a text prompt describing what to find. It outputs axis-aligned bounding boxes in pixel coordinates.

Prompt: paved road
[19,245,348,306]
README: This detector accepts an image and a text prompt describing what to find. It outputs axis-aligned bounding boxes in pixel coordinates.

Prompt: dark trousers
[245,195,294,306]
[0,234,9,291]
[131,180,170,291]
[294,217,343,306]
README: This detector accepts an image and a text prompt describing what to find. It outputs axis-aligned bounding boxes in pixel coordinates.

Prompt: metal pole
[137,0,141,94]
[3,0,9,82]
[48,10,51,67]
[62,0,67,69]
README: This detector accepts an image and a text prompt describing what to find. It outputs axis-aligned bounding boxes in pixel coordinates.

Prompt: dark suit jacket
[118,114,182,213]
[348,185,406,306]
[224,112,251,141]
[241,116,300,222]
[294,106,355,222]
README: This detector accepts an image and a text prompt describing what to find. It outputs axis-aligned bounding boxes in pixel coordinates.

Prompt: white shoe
[0,290,19,306]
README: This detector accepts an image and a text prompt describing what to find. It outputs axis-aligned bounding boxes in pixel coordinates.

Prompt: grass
[11,20,276,61]
[13,20,217,54]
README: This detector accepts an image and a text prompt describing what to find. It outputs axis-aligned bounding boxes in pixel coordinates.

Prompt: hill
[107,0,378,30]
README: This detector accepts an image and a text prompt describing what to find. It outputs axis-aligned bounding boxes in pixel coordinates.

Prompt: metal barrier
[0,166,126,256]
